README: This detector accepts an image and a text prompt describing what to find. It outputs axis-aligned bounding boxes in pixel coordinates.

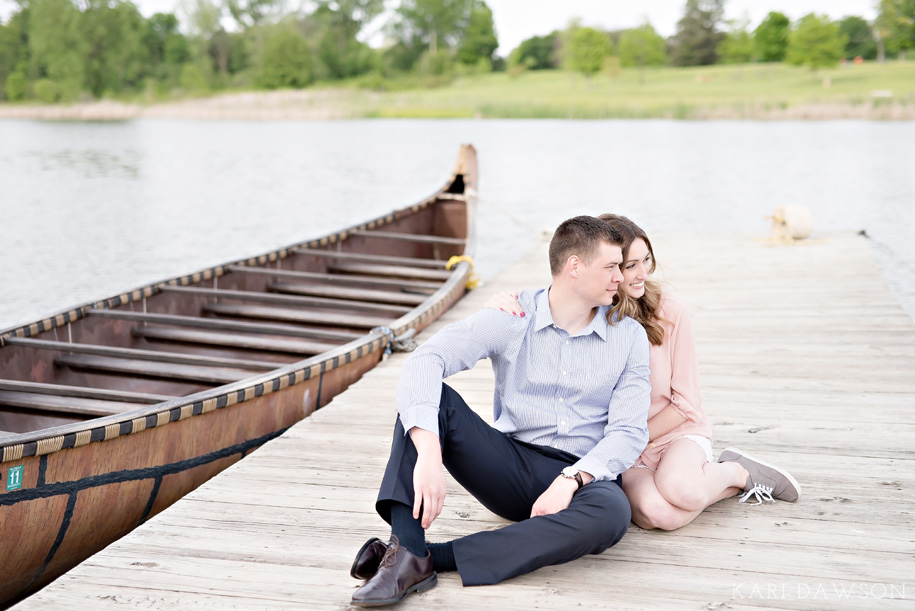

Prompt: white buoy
[770,206,814,242]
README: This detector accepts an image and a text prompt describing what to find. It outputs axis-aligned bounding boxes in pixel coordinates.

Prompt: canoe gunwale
[0,144,478,464]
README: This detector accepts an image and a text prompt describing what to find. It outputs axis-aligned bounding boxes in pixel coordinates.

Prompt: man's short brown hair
[548,216,623,276]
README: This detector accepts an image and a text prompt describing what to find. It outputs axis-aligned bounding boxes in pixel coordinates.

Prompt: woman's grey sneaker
[718,448,802,504]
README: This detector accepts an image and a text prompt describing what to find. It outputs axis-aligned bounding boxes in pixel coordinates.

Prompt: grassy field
[2,61,913,120]
[342,61,915,119]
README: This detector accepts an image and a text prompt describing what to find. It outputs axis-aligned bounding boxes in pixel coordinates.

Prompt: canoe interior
[0,196,469,435]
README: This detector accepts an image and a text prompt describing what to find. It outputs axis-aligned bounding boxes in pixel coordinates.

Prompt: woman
[484,214,801,530]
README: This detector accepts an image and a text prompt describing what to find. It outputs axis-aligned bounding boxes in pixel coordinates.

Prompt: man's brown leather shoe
[351,536,437,606]
[350,537,389,580]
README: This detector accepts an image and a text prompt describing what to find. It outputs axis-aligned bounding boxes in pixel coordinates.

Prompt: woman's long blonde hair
[598,214,666,346]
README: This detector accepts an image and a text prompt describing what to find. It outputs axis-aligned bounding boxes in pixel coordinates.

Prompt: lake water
[1,119,914,329]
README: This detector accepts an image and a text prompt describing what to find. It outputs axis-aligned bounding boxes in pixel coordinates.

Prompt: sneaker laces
[380,535,400,569]
[739,483,775,505]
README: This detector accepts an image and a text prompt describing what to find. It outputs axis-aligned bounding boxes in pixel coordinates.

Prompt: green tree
[257,26,313,88]
[718,18,753,64]
[876,0,915,59]
[669,0,725,66]
[393,0,466,54]
[180,0,222,39]
[415,47,453,75]
[33,76,59,101]
[838,15,877,60]
[786,13,846,71]
[0,18,20,99]
[29,0,86,101]
[317,32,378,78]
[456,0,497,66]
[618,22,667,68]
[179,0,225,87]
[566,26,612,77]
[508,32,557,70]
[208,28,233,77]
[309,0,384,79]
[1,7,30,100]
[5,70,28,100]
[225,0,285,29]
[81,0,149,97]
[382,40,424,72]
[144,13,190,83]
[753,11,790,62]
[178,62,209,92]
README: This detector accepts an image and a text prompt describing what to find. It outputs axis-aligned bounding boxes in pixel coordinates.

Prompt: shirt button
[562,371,567,376]
[558,397,564,403]
[561,420,567,425]
[565,340,570,345]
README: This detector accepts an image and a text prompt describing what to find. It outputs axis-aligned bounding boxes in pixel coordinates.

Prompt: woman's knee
[629,494,689,531]
[655,472,708,512]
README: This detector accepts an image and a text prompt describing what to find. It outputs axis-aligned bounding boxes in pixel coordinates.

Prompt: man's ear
[568,255,580,279]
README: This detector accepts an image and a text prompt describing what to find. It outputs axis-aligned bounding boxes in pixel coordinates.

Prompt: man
[350,216,651,606]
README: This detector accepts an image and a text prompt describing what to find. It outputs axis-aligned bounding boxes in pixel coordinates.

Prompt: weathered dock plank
[15,232,914,610]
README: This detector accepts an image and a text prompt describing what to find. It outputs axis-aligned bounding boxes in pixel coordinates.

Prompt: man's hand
[530,476,578,518]
[409,427,447,529]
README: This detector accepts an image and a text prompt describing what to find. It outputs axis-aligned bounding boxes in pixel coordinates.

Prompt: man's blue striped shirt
[397,287,651,482]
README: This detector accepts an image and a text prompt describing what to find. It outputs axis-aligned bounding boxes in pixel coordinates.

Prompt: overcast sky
[1,0,879,56]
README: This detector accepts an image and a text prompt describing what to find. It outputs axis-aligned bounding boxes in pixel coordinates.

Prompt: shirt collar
[532,286,610,341]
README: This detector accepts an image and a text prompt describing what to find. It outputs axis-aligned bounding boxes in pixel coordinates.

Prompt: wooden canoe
[0,144,478,607]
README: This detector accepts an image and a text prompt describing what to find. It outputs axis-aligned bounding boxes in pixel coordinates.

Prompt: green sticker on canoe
[7,465,23,491]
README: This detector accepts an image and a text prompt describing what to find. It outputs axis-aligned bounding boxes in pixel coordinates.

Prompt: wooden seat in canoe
[349,230,467,246]
[0,390,142,418]
[159,286,411,316]
[226,265,443,292]
[0,379,172,404]
[202,303,394,330]
[56,354,257,385]
[133,327,339,356]
[326,262,454,282]
[89,309,362,342]
[6,337,276,371]
[268,282,427,306]
[295,248,450,269]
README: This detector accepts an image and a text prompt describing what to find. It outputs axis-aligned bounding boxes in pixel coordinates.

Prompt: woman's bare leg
[622,465,703,531]
[622,439,749,531]
[654,439,747,513]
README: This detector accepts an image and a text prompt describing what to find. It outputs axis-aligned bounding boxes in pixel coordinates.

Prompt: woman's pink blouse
[634,292,713,470]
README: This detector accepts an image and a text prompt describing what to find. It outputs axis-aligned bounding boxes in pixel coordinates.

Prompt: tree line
[514,1,914,77]
[0,0,912,103]
[0,0,498,102]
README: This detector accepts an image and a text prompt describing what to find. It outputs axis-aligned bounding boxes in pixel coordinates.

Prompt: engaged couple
[349,215,801,606]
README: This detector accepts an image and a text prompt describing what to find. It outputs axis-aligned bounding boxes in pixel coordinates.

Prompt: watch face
[562,466,578,478]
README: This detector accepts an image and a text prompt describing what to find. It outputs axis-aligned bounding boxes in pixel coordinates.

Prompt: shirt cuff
[574,456,612,483]
[398,404,441,437]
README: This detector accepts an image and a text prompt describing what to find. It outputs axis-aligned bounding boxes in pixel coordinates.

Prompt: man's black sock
[427,541,457,572]
[389,502,426,557]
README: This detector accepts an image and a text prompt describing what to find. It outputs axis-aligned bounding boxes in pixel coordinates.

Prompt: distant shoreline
[3,64,914,121]
[2,93,913,121]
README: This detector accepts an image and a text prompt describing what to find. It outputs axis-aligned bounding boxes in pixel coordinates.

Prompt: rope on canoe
[446,255,480,289]
[371,326,418,360]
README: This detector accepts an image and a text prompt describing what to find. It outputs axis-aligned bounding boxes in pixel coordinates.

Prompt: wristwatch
[561,466,584,489]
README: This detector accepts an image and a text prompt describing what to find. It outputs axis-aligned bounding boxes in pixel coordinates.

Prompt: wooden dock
[15,232,914,610]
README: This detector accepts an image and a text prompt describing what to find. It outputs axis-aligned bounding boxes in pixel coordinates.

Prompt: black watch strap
[573,471,584,489]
